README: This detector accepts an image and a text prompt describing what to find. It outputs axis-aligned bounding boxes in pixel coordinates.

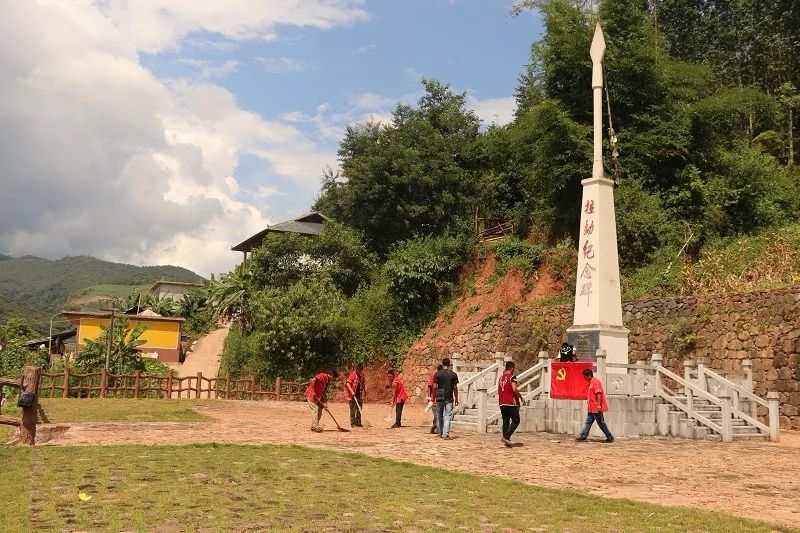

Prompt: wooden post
[99,368,108,399]
[250,376,257,400]
[166,373,173,400]
[19,366,41,446]
[196,372,203,399]
[225,374,231,400]
[63,367,70,398]
[275,377,282,401]
[133,371,141,399]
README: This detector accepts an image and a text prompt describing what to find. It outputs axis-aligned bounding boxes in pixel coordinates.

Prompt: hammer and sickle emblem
[556,368,567,381]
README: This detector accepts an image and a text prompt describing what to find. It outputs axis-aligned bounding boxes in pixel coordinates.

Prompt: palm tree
[207,270,253,331]
[143,293,178,317]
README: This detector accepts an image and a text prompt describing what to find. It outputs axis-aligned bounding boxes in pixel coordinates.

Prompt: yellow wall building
[62,311,185,363]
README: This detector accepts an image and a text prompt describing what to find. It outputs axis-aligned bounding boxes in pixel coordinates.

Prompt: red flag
[550,362,593,400]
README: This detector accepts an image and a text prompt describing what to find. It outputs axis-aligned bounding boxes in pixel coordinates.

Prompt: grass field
[0,399,212,442]
[1,443,792,533]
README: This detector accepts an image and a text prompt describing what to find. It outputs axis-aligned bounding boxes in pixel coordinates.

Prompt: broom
[322,404,350,432]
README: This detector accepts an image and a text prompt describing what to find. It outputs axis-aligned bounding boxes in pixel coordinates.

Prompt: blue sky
[142,2,543,221]
[0,1,543,275]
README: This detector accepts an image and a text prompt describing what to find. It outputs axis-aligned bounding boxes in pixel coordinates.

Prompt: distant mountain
[0,255,204,332]
[0,253,11,261]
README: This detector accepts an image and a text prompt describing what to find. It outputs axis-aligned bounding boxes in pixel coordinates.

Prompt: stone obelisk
[566,24,629,368]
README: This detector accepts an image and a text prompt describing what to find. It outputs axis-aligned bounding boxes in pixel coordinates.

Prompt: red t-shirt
[426,372,437,405]
[305,372,331,403]
[346,370,364,401]
[587,376,608,413]
[392,375,408,403]
[498,370,518,406]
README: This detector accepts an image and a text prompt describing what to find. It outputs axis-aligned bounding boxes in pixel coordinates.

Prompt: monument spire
[566,23,629,368]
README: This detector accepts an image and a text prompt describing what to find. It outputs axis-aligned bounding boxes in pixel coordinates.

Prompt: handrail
[700,366,771,434]
[458,362,501,389]
[605,363,657,371]
[656,365,729,438]
[487,361,544,396]
[700,366,768,409]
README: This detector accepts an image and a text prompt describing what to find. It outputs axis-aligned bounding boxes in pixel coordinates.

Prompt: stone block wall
[403,287,800,429]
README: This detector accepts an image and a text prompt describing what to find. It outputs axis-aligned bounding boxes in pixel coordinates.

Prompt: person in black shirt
[559,342,576,362]
[432,358,459,439]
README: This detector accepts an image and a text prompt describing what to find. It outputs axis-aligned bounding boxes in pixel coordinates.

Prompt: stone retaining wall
[403,287,800,429]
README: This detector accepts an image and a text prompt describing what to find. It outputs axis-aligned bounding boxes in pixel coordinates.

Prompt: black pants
[500,405,520,440]
[394,401,405,426]
[349,397,362,427]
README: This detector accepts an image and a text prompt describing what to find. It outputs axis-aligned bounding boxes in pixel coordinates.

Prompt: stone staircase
[665,397,765,440]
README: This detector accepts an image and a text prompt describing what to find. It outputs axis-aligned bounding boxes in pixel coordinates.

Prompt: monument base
[566,324,629,371]
[518,396,659,438]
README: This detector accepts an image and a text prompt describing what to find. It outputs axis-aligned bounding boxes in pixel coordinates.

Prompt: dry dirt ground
[175,324,229,378]
[39,401,800,529]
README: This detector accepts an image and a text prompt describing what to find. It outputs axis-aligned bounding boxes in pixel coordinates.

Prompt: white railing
[653,363,730,440]
[699,364,776,440]
[478,352,550,433]
[453,352,508,416]
[651,353,780,442]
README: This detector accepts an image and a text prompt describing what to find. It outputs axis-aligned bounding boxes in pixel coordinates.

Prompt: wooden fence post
[133,371,141,399]
[196,372,203,399]
[275,377,281,401]
[251,376,257,400]
[63,367,70,398]
[100,368,108,398]
[166,373,173,400]
[19,366,41,446]
[225,374,231,400]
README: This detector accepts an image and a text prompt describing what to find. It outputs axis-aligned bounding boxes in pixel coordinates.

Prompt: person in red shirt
[305,369,338,433]
[388,369,409,428]
[576,368,614,443]
[426,364,443,434]
[345,363,366,428]
[498,361,525,447]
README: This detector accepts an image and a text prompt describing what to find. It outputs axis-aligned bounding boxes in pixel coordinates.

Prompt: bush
[493,238,545,275]
[383,235,472,312]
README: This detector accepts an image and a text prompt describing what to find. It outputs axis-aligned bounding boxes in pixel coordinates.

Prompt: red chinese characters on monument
[579,199,598,306]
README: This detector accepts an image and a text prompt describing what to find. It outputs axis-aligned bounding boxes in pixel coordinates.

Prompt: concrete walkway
[176,325,229,378]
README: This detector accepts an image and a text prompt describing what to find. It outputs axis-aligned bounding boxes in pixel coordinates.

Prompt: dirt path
[176,325,229,378]
[41,401,800,529]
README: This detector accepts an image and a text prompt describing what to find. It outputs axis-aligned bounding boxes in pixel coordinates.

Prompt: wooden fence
[37,369,307,401]
[0,366,40,445]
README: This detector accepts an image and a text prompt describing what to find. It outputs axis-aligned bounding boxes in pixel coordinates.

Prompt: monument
[566,24,629,367]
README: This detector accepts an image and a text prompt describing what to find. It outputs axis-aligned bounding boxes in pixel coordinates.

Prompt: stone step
[677,415,754,427]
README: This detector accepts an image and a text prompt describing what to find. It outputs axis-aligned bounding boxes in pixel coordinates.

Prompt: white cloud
[256,186,282,198]
[255,56,306,74]
[183,38,239,53]
[175,58,240,79]
[351,92,395,110]
[0,0,348,276]
[95,0,369,53]
[354,43,377,54]
[468,95,516,126]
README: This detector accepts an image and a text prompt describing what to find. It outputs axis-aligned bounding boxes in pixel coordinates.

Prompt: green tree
[207,270,253,332]
[73,318,147,374]
[314,79,481,255]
